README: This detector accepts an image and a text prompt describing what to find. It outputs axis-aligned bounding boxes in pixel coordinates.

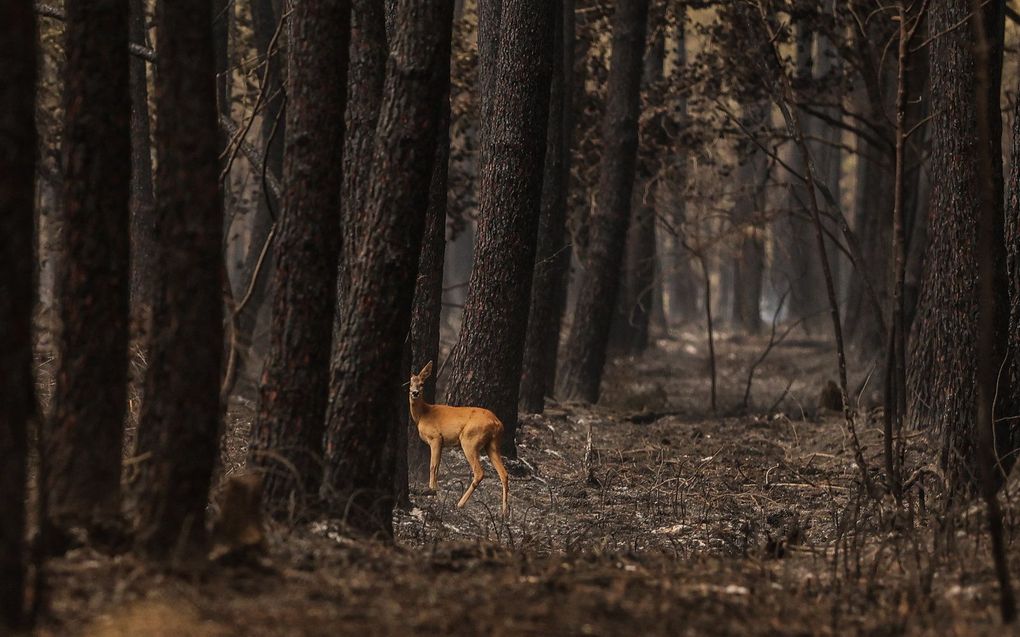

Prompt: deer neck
[409,396,431,424]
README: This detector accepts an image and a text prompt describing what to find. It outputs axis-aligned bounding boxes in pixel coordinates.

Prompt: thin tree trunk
[698,254,717,412]
[845,14,896,355]
[133,0,223,557]
[731,104,769,334]
[665,5,695,326]
[970,0,1016,621]
[249,0,351,514]
[47,0,131,542]
[780,18,827,334]
[520,0,572,414]
[444,0,555,453]
[1009,27,1020,419]
[611,0,664,355]
[0,2,37,625]
[324,0,452,537]
[230,0,285,397]
[407,45,453,483]
[557,0,650,403]
[129,0,155,303]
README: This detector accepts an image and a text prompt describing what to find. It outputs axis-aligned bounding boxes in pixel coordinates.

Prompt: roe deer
[408,361,509,515]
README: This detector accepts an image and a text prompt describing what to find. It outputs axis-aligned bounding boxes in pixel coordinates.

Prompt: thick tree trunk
[128,0,155,303]
[476,0,502,177]
[338,0,387,315]
[47,0,131,540]
[249,1,351,514]
[324,0,452,537]
[407,46,453,483]
[520,0,573,414]
[908,0,1014,495]
[610,0,664,355]
[0,2,36,625]
[557,0,650,403]
[444,0,554,452]
[133,0,223,557]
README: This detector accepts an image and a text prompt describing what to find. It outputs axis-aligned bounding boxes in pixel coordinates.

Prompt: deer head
[409,361,432,399]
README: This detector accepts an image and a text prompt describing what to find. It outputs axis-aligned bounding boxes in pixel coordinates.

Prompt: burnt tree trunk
[665,6,697,325]
[845,16,896,355]
[0,2,36,625]
[337,0,387,315]
[1010,49,1020,416]
[444,0,555,452]
[557,0,650,403]
[129,0,155,303]
[251,0,284,219]
[476,0,502,178]
[971,0,1016,620]
[610,0,663,355]
[902,38,930,335]
[324,0,452,537]
[231,0,285,396]
[731,104,769,334]
[249,1,351,514]
[407,30,453,482]
[133,0,224,557]
[47,0,132,540]
[908,0,1014,495]
[779,17,827,333]
[520,0,573,414]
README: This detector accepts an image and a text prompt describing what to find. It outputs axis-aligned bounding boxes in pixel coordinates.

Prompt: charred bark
[0,2,36,625]
[230,0,285,397]
[337,0,387,315]
[128,0,155,303]
[133,0,223,557]
[908,0,1014,496]
[779,18,827,333]
[407,41,453,482]
[844,20,896,355]
[610,0,664,355]
[520,0,573,414]
[557,0,650,403]
[444,0,555,451]
[249,1,351,514]
[324,0,452,537]
[731,105,769,334]
[47,0,131,541]
[665,7,697,325]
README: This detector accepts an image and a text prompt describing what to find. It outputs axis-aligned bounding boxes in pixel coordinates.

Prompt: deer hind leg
[428,438,443,492]
[487,440,510,516]
[456,438,485,509]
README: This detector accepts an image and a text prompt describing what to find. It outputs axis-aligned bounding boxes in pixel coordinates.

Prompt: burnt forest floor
[30,326,1020,636]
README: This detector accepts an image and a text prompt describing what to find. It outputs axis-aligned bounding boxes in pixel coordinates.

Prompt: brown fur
[408,362,509,515]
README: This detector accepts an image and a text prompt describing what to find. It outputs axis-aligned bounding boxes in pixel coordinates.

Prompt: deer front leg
[428,438,443,493]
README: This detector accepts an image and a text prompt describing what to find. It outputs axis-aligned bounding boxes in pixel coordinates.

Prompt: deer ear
[420,361,433,380]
